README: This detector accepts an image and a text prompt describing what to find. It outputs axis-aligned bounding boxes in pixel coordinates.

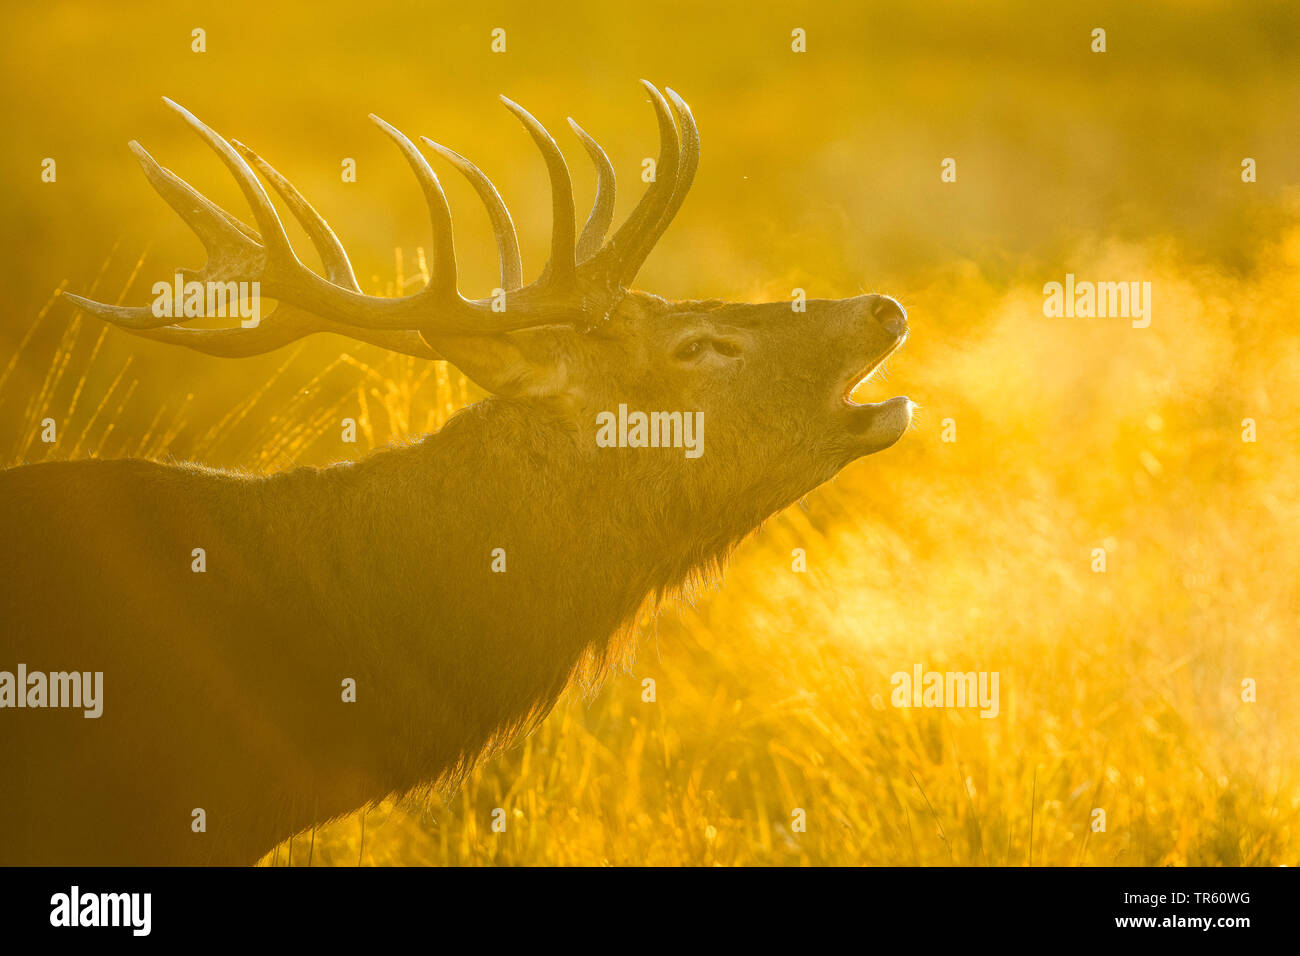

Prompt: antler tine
[232,140,361,291]
[420,137,524,293]
[368,115,458,299]
[132,140,262,247]
[567,118,617,262]
[499,96,577,289]
[588,81,681,289]
[623,87,699,280]
[60,292,163,328]
[161,97,297,269]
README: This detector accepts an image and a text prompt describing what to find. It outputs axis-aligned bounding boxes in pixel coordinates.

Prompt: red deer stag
[0,83,911,864]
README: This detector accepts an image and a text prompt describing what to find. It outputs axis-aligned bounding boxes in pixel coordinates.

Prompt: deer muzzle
[839,294,912,451]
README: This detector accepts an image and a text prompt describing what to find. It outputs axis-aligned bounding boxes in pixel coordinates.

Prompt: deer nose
[870,295,908,337]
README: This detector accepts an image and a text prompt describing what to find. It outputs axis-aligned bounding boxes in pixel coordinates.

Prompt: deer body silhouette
[0,84,911,864]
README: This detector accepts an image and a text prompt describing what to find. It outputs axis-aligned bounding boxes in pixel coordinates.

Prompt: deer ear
[420,331,570,399]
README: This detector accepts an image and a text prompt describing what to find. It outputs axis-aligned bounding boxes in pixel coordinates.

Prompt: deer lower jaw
[843,395,913,450]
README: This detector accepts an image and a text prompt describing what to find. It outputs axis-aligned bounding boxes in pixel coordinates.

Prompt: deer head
[65,82,911,539]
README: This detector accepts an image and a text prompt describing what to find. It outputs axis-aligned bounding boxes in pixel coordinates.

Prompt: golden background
[1,0,1298,864]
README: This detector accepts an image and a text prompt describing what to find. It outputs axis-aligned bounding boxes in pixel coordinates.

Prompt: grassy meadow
[1,1,1297,865]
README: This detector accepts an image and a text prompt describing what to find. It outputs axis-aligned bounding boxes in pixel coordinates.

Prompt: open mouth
[838,331,913,451]
[842,332,908,407]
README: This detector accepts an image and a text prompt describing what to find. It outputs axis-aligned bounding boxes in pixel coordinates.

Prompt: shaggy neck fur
[255,396,767,856]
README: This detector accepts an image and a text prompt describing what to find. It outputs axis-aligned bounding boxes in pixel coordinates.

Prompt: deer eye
[674,339,706,361]
[673,338,741,362]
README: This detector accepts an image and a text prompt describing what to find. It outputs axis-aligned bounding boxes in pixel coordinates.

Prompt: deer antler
[62,81,699,358]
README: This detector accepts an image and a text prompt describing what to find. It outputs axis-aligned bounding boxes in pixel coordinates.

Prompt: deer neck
[266,399,747,807]
[332,399,750,619]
